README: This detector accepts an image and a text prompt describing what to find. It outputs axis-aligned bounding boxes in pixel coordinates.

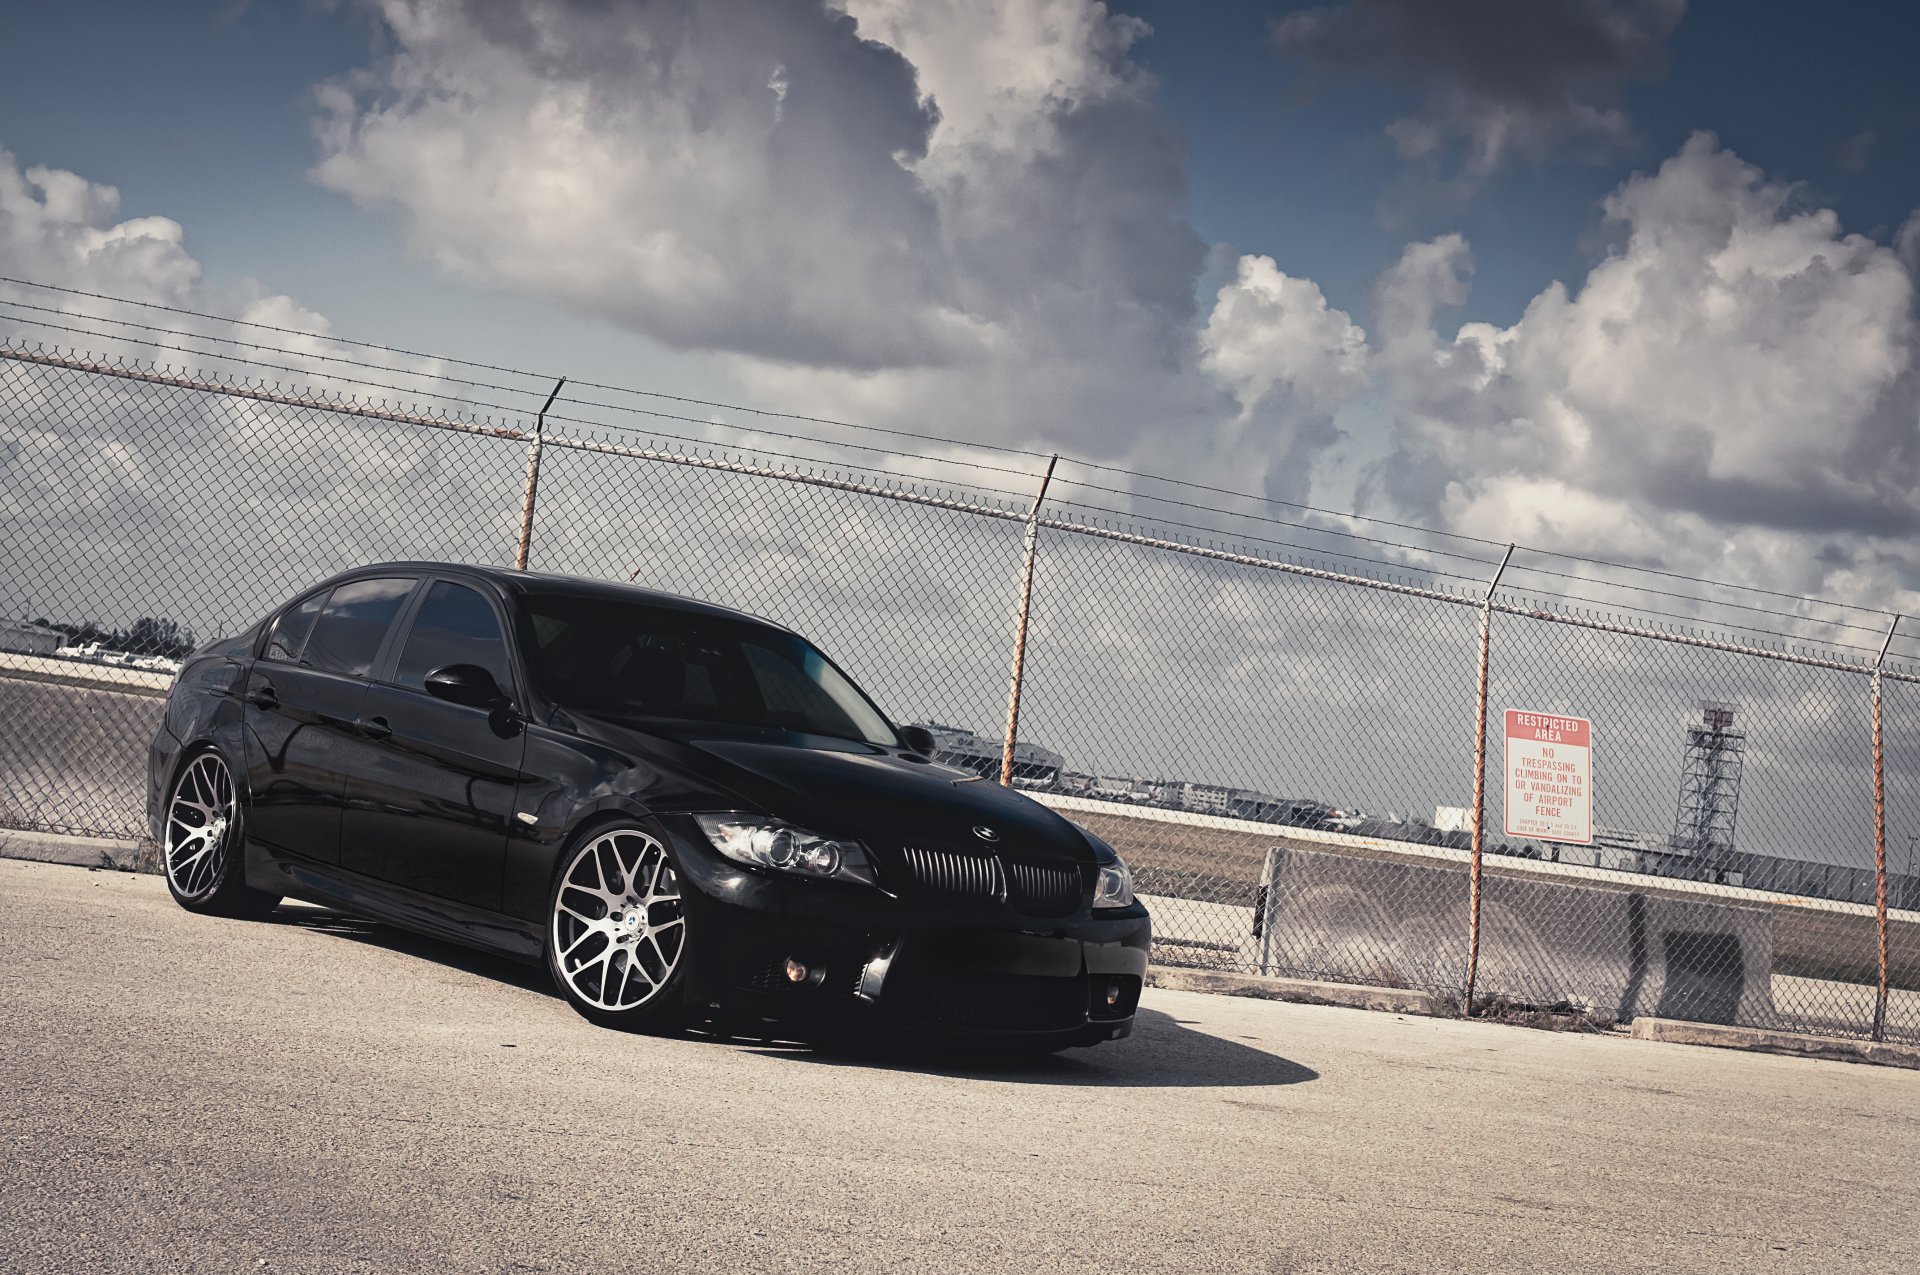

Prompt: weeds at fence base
[1149,938,1242,971]
[1358,962,1412,989]
[1467,992,1619,1033]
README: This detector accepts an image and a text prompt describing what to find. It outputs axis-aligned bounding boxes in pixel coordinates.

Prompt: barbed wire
[1,310,1843,641]
[0,312,1879,644]
[0,273,1897,631]
[0,276,554,385]
[0,299,1060,492]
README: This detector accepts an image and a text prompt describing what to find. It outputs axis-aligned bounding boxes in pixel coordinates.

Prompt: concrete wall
[1034,792,1920,995]
[1262,845,1778,1027]
[0,676,161,838]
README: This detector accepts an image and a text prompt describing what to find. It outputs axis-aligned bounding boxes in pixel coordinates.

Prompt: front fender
[499,723,701,922]
[147,653,251,841]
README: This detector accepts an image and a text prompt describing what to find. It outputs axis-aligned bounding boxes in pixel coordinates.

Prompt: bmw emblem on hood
[972,825,999,844]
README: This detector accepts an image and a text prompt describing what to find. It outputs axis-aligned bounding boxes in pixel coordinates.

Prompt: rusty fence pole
[999,454,1059,787]
[1872,613,1900,1040]
[1463,542,1516,1013]
[513,377,567,570]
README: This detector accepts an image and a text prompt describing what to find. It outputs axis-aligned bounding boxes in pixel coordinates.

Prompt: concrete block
[1263,845,1778,1028]
[0,829,153,874]
[1630,1016,1920,1070]
[1147,966,1439,1016]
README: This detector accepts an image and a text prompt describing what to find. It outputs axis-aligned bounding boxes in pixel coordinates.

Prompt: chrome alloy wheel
[165,751,236,900]
[552,829,686,1012]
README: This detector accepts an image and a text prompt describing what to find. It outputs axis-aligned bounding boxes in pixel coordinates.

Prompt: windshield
[522,595,900,748]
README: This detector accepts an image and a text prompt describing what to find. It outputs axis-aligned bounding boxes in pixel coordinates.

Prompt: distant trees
[124,617,196,659]
[31,614,198,659]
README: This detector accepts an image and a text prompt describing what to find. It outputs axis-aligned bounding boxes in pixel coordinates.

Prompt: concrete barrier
[0,676,162,837]
[1033,792,1920,994]
[0,650,172,694]
[1259,845,1777,1026]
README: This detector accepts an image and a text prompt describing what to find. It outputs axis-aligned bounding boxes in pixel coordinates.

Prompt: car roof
[314,561,793,633]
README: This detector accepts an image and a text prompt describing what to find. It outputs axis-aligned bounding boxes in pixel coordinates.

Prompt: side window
[394,581,513,693]
[263,591,327,664]
[303,578,415,678]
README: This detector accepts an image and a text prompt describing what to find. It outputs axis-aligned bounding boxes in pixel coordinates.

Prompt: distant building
[0,618,62,656]
[1177,781,1233,815]
[1590,825,1682,874]
[1089,775,1165,804]
[909,722,1063,787]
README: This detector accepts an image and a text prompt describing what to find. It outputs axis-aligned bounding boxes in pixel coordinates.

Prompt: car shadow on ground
[273,903,561,999]
[274,904,1319,1089]
[742,1010,1319,1089]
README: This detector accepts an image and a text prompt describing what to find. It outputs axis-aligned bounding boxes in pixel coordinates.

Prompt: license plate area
[910,930,1083,978]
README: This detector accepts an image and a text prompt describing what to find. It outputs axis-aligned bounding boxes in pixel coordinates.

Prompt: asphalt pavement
[3,857,1917,1274]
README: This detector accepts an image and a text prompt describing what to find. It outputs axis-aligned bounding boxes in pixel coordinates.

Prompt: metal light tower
[1672,701,1746,881]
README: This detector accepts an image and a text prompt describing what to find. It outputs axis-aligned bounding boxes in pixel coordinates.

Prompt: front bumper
[663,821,1152,1046]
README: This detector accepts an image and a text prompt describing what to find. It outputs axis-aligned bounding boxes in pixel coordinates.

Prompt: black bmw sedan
[149,562,1150,1050]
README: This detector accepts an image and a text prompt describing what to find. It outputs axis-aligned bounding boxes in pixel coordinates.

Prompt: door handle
[247,682,279,709]
[354,715,393,741]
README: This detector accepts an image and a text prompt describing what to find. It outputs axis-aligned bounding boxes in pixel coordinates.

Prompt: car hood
[571,714,1091,864]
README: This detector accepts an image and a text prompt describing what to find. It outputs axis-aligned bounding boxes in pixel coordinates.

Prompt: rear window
[263,591,326,664]
[302,578,415,678]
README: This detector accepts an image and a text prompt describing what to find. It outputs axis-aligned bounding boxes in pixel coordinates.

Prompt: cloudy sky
[7,0,1920,859]
[4,0,1920,612]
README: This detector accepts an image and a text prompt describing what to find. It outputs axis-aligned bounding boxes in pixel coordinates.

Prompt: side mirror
[898,724,936,757]
[425,663,507,710]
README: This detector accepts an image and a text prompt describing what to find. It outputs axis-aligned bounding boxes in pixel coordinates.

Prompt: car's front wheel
[162,747,280,919]
[545,824,695,1032]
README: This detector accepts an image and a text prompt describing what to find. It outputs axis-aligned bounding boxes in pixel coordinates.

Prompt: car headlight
[1073,822,1135,909]
[693,814,878,887]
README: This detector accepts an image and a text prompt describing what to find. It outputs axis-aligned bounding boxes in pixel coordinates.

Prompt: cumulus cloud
[0,152,202,305]
[1367,132,1920,606]
[312,0,1370,475]
[726,1,1373,481]
[1196,254,1369,501]
[1201,255,1369,421]
[310,0,1221,390]
[0,145,389,371]
[0,145,533,644]
[312,0,977,371]
[1271,0,1686,181]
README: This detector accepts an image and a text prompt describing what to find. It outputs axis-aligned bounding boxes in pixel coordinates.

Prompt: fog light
[1105,981,1121,1007]
[785,957,809,984]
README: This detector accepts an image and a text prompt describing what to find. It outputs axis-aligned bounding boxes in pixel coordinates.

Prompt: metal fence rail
[5,318,1920,1045]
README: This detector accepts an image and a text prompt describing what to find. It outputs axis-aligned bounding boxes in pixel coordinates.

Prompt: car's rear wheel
[163,748,280,919]
[546,824,694,1032]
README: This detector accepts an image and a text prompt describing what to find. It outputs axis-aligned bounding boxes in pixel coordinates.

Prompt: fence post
[1256,846,1277,977]
[1872,613,1900,1041]
[514,378,567,570]
[999,455,1059,787]
[1463,543,1516,1013]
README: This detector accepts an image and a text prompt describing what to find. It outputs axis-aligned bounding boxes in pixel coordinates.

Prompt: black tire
[544,822,698,1033]
[161,746,281,920]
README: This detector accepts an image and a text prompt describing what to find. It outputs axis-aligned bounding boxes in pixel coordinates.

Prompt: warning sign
[1504,710,1593,844]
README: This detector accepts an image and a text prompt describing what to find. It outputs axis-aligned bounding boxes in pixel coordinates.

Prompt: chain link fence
[4,319,1918,1045]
